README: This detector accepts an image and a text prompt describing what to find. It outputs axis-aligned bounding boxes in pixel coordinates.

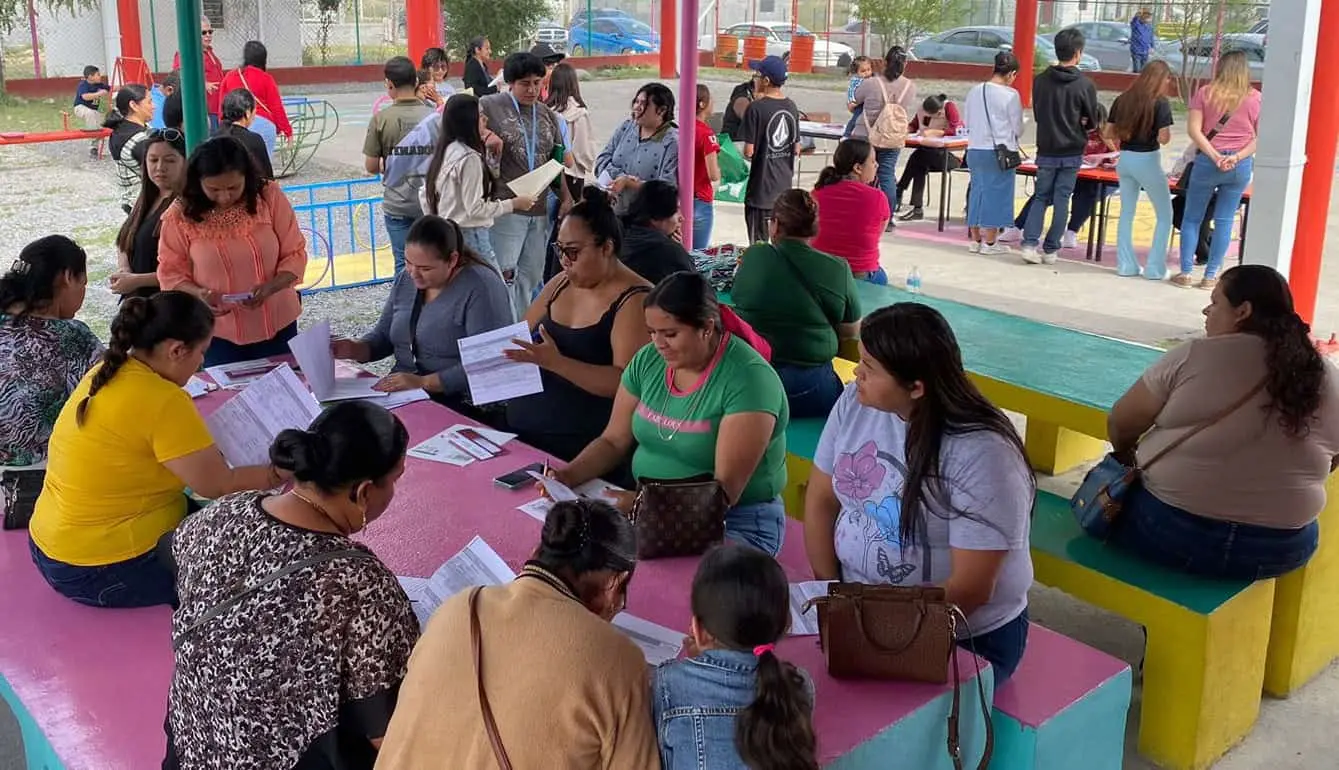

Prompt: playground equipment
[275,97,341,179]
[0,112,110,151]
[284,178,395,293]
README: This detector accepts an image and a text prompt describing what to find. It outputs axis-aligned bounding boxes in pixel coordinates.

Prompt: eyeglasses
[148,128,185,142]
[201,29,213,36]
[551,242,587,262]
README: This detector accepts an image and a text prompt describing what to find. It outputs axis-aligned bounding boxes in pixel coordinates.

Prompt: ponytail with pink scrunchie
[752,643,776,657]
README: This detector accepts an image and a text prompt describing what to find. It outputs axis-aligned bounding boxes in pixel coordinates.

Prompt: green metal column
[175,0,208,151]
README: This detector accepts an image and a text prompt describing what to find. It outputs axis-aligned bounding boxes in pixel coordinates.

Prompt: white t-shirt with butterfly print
[813,384,1034,637]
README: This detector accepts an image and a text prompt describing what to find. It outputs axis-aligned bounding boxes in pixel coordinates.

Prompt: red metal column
[659,0,677,78]
[116,0,143,61]
[1012,0,1039,107]
[406,0,443,67]
[1289,0,1339,324]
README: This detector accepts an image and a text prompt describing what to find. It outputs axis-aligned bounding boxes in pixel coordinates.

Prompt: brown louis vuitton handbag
[628,474,728,559]
[805,583,994,770]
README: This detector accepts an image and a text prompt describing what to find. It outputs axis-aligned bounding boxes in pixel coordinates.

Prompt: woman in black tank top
[504,189,651,472]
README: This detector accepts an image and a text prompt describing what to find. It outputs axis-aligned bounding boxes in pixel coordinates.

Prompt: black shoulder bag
[981,85,1021,171]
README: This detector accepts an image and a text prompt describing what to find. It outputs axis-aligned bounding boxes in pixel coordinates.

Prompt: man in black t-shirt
[739,56,800,244]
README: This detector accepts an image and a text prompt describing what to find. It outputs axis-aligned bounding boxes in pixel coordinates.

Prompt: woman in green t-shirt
[554,272,790,555]
[732,189,862,420]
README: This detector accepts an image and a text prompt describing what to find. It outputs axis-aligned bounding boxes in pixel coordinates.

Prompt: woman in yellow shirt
[29,292,283,608]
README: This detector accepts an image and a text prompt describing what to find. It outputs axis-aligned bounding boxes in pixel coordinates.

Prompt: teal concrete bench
[991,623,1131,770]
[1031,491,1273,770]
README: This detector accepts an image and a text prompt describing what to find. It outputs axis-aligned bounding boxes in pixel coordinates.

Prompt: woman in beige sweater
[375,498,659,769]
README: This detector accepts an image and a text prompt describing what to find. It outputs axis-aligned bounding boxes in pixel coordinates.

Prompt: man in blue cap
[739,54,801,244]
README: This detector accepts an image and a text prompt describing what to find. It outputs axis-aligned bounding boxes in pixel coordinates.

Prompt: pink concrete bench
[0,395,993,769]
[990,624,1132,770]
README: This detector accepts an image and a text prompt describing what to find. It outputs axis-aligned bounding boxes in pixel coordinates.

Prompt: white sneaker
[1040,251,1058,265]
[1021,245,1042,264]
[998,227,1023,243]
[980,242,1012,255]
[1061,230,1080,249]
[967,241,982,254]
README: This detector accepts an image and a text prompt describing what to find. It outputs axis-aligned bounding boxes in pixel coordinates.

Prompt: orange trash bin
[743,36,768,66]
[789,33,815,73]
[715,34,739,68]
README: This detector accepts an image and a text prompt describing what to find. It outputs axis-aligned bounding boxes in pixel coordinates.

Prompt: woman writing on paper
[28,292,284,609]
[166,401,417,770]
[331,217,513,416]
[376,499,660,769]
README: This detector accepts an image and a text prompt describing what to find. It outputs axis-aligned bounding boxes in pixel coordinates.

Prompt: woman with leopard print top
[164,401,419,769]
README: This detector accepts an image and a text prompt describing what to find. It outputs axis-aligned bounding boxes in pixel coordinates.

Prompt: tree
[1162,0,1259,104]
[440,0,549,59]
[855,0,967,52]
[0,0,98,93]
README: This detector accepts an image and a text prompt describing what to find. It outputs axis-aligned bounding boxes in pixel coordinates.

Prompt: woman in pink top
[811,138,890,283]
[158,136,307,366]
[1173,50,1260,290]
[1100,266,1339,580]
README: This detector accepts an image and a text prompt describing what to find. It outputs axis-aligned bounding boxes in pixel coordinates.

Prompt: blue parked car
[569,16,660,56]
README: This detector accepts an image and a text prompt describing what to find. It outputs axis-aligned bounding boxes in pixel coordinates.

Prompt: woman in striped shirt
[157,136,307,366]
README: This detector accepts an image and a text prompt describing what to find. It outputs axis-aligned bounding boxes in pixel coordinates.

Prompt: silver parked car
[1158,33,1266,81]
[1054,21,1147,72]
[912,26,1101,72]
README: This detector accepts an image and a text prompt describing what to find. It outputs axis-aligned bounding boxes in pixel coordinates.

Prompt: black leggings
[896,148,961,208]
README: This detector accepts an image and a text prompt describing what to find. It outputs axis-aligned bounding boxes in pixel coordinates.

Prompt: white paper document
[378,388,432,409]
[517,480,624,522]
[457,321,543,406]
[528,471,578,502]
[788,581,834,637]
[594,168,616,190]
[408,424,518,466]
[506,158,564,200]
[398,537,517,628]
[288,321,385,402]
[204,358,287,388]
[613,613,683,665]
[205,364,322,467]
[184,376,213,398]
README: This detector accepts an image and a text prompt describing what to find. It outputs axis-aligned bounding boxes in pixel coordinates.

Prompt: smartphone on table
[494,462,546,490]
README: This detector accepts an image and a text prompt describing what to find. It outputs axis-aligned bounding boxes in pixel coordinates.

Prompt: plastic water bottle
[906,266,922,294]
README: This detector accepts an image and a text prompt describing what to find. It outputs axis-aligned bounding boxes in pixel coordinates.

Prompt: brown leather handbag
[805,583,994,770]
[627,474,728,559]
[470,586,514,770]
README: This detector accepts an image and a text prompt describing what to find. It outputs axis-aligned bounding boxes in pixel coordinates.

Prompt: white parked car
[699,22,856,69]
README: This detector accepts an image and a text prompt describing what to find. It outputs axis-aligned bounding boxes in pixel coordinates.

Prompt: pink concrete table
[0,394,992,769]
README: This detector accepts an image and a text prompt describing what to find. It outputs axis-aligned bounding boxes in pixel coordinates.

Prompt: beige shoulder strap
[1141,378,1267,472]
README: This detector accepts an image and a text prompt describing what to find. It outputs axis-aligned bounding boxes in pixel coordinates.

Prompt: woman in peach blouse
[158,136,307,366]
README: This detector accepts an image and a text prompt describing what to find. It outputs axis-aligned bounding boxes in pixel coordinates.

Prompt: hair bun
[269,428,330,479]
[580,186,610,209]
[540,500,589,556]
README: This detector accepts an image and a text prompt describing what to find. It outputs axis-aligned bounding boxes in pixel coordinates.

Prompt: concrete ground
[3,73,1338,769]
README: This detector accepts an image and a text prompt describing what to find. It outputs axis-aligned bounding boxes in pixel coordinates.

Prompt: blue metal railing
[283,178,393,295]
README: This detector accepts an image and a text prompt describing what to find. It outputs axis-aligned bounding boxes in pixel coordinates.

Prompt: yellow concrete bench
[1032,492,1273,770]
[779,358,856,517]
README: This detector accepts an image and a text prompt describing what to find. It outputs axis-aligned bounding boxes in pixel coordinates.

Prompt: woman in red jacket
[894,94,963,222]
[172,15,224,127]
[219,41,292,139]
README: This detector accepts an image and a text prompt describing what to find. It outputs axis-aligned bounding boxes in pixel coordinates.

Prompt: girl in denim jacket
[652,544,818,770]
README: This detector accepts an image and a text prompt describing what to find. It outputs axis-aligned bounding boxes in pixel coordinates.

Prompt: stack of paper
[288,321,389,402]
[505,159,564,201]
[398,536,517,629]
[204,364,322,467]
[457,322,543,406]
[408,425,517,467]
[788,581,834,636]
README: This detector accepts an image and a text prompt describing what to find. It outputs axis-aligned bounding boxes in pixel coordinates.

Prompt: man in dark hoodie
[1020,27,1103,265]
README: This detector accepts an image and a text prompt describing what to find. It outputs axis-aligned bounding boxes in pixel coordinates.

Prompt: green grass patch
[0,96,68,133]
[301,43,404,67]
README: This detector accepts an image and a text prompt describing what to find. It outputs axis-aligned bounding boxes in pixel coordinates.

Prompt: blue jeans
[725,497,785,556]
[1178,154,1252,279]
[875,147,902,215]
[202,321,298,367]
[1105,481,1318,580]
[1022,155,1082,252]
[30,535,177,608]
[1014,180,1107,234]
[491,213,549,321]
[691,198,714,250]
[776,362,843,419]
[384,214,416,276]
[1132,52,1148,72]
[857,266,889,285]
[460,225,500,273]
[960,608,1029,685]
[1117,149,1172,279]
[842,104,864,138]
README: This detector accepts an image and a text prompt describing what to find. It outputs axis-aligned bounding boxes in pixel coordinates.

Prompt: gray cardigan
[360,265,513,395]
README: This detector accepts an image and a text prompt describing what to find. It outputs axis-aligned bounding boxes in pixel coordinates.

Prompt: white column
[101,0,122,75]
[1241,0,1322,276]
